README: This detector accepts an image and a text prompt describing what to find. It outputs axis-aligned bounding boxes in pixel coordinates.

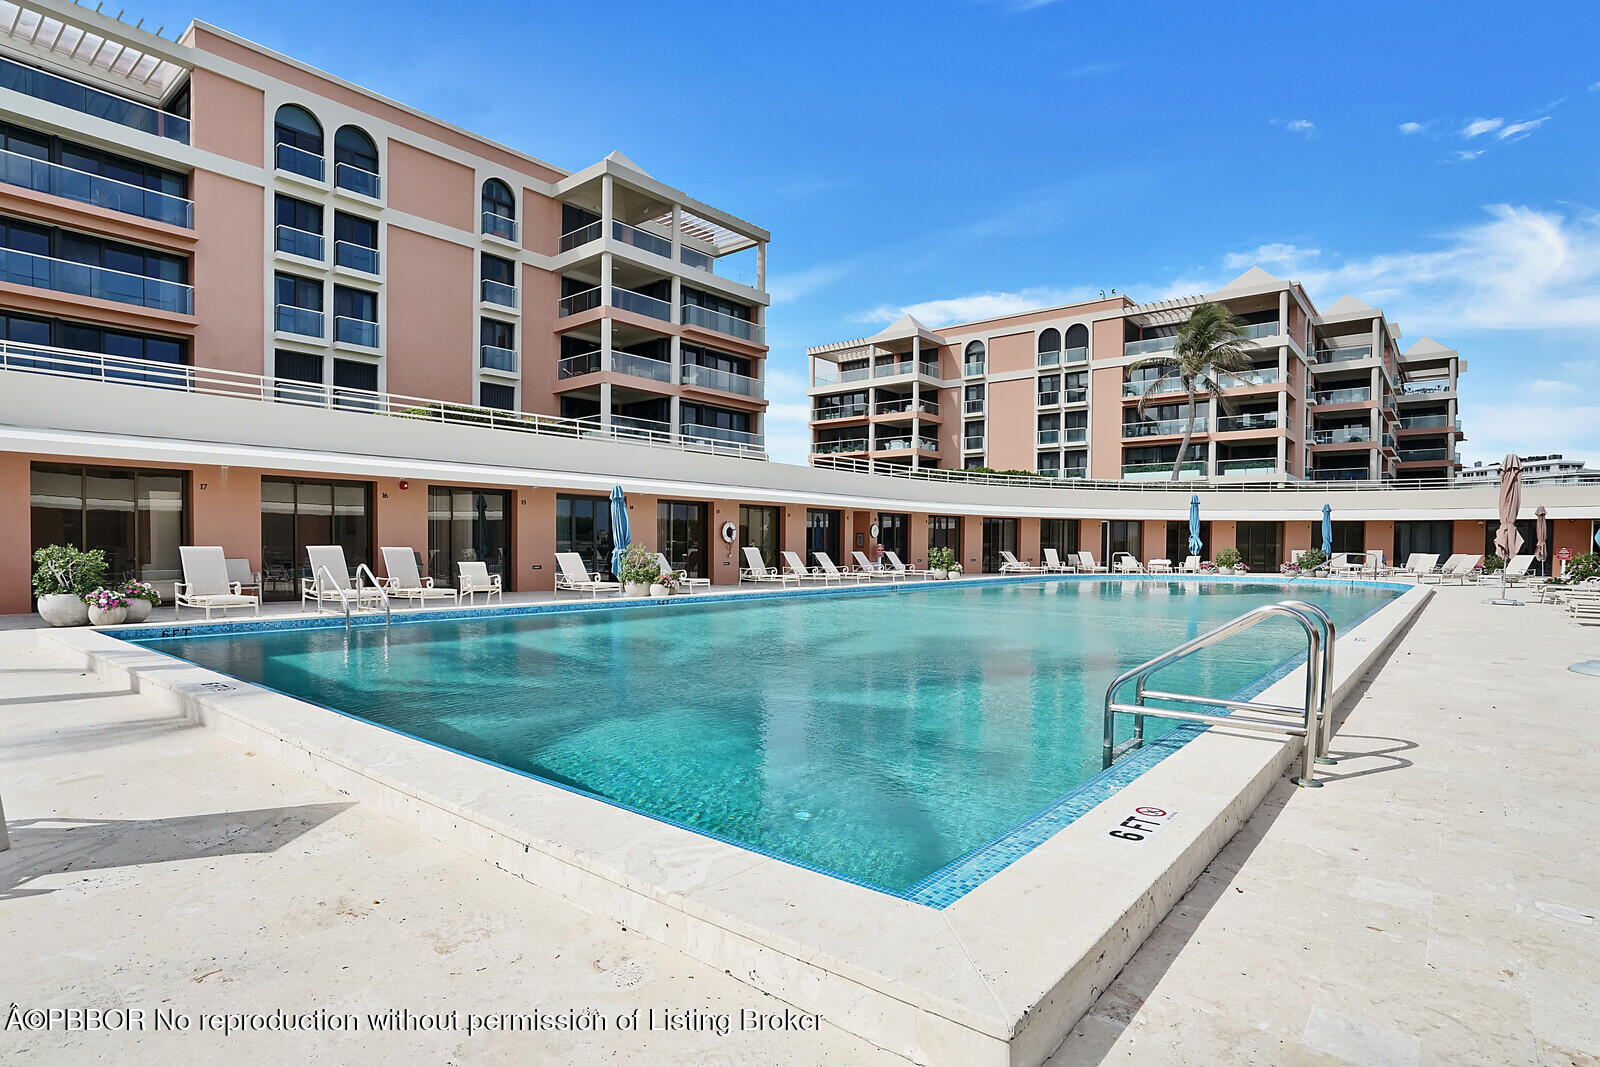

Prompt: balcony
[0,56,190,143]
[1397,447,1450,463]
[612,350,671,383]
[963,436,985,451]
[1239,321,1279,341]
[1314,345,1372,364]
[559,221,601,252]
[613,220,671,258]
[275,224,324,261]
[812,438,868,455]
[839,366,870,383]
[1218,366,1280,388]
[558,286,600,317]
[482,212,518,243]
[1037,390,1059,406]
[1312,427,1372,445]
[1062,426,1087,444]
[612,287,671,321]
[274,303,324,338]
[1313,386,1371,405]
[876,436,938,452]
[481,279,518,309]
[557,350,601,378]
[1214,412,1279,433]
[682,303,763,344]
[1401,380,1452,396]
[0,247,193,313]
[1037,349,1060,368]
[1311,468,1368,481]
[682,362,763,398]
[1037,428,1060,446]
[814,402,867,420]
[683,423,763,450]
[275,142,324,182]
[334,316,380,348]
[335,241,380,274]
[1124,378,1182,398]
[1122,461,1205,479]
[480,345,518,374]
[1062,345,1088,364]
[1123,417,1207,438]
[1217,458,1279,476]
[679,246,713,272]
[0,147,194,227]
[1397,414,1456,430]
[963,399,985,415]
[1124,336,1175,357]
[874,397,938,416]
[334,162,381,200]
[963,361,986,377]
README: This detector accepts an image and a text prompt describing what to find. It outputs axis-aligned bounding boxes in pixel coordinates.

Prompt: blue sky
[160,0,1598,466]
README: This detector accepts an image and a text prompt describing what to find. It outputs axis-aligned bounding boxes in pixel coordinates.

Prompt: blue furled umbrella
[1594,524,1599,550]
[1188,494,1203,555]
[1321,504,1333,555]
[609,485,630,578]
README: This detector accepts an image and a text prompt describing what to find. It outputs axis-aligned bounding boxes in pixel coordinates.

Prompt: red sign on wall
[1558,547,1573,561]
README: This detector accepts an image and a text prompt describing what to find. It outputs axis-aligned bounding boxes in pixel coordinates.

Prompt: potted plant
[1199,560,1217,574]
[84,586,130,626]
[617,543,663,597]
[121,578,160,623]
[31,545,107,627]
[1215,547,1243,575]
[650,569,678,597]
[1297,547,1329,574]
[928,546,957,580]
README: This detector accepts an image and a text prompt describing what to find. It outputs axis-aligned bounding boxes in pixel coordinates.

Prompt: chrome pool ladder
[1102,600,1336,787]
[314,562,393,631]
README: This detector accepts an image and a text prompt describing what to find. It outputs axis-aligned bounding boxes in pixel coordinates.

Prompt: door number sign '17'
[1109,806,1174,842]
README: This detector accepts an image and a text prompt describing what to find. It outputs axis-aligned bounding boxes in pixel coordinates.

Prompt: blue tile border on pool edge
[105,574,1410,908]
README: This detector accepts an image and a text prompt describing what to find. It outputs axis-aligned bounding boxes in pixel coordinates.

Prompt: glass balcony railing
[1037,391,1059,406]
[1314,345,1372,364]
[1217,458,1279,475]
[559,221,601,252]
[335,241,380,274]
[1218,366,1280,388]
[480,345,517,374]
[812,439,867,454]
[964,399,985,414]
[1239,321,1279,340]
[680,246,713,272]
[1061,467,1088,479]
[481,278,517,308]
[557,351,601,378]
[558,286,600,317]
[274,303,324,337]
[1122,461,1205,478]
[1397,447,1449,462]
[1311,468,1368,481]
[335,162,381,199]
[681,303,763,343]
[876,436,939,452]
[334,316,380,348]
[1124,378,1181,398]
[1214,412,1279,432]
[963,361,985,377]
[275,224,324,260]
[963,437,985,451]
[1397,414,1452,430]
[1062,345,1088,364]
[482,211,518,243]
[814,403,868,420]
[1037,349,1060,368]
[1313,386,1372,405]
[873,397,938,416]
[1123,417,1207,438]
[613,220,671,258]
[1063,426,1087,444]
[0,147,193,227]
[0,56,189,143]
[1037,428,1060,446]
[612,351,671,382]
[1063,388,1087,405]
[839,366,871,383]
[682,362,763,397]
[1401,380,1452,395]
[683,423,763,450]
[1124,336,1176,356]
[0,247,193,313]
[275,142,325,181]
[613,287,671,321]
[1312,427,1372,444]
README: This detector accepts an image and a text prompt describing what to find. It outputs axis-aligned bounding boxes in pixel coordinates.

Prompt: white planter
[37,593,88,627]
[649,584,669,597]
[930,569,949,581]
[1218,567,1236,576]
[624,581,651,598]
[88,604,128,626]
[124,599,153,623]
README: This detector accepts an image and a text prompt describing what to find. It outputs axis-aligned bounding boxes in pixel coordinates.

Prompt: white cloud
[1398,121,1427,135]
[1452,149,1485,162]
[759,367,814,464]
[851,285,1098,327]
[1271,118,1317,139]
[1525,378,1575,396]
[767,263,850,305]
[1590,80,1600,92]
[1224,243,1321,272]
[1497,117,1549,140]
[1462,117,1504,137]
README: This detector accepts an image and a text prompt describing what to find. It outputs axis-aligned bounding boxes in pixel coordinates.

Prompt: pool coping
[41,577,1432,1067]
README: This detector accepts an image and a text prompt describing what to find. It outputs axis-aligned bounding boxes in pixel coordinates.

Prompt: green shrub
[1297,547,1329,569]
[616,543,664,585]
[32,545,107,598]
[1482,554,1505,573]
[1558,551,1599,584]
[928,546,958,571]
[1215,547,1243,570]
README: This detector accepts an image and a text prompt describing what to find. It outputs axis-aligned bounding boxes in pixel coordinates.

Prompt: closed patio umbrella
[1188,494,1203,556]
[1535,505,1548,577]
[1321,504,1333,556]
[609,485,630,579]
[1490,454,1523,605]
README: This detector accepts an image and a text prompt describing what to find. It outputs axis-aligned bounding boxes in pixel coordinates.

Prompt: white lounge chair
[780,550,829,582]
[1327,552,1358,576]
[1042,548,1076,573]
[1113,552,1143,574]
[656,552,710,594]
[380,546,459,607]
[1181,555,1201,574]
[225,557,261,598]
[999,550,1044,573]
[175,546,260,620]
[741,546,797,585]
[1437,554,1483,585]
[814,552,873,584]
[1077,551,1108,573]
[1418,553,1469,584]
[1395,553,1439,582]
[852,550,901,579]
[302,545,386,614]
[458,561,503,604]
[554,552,620,599]
[1499,554,1535,584]
[882,550,936,578]
[1147,557,1173,574]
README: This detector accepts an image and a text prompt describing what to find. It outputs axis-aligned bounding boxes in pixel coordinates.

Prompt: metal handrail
[1102,599,1335,787]
[354,563,392,628]
[313,564,355,629]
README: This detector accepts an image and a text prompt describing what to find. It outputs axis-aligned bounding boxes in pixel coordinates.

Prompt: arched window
[482,179,515,220]
[334,126,378,173]
[964,340,986,372]
[1064,323,1089,350]
[274,105,322,154]
[1037,328,1061,354]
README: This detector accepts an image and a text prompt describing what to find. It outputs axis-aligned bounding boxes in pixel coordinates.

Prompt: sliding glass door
[261,477,371,600]
[658,500,708,578]
[428,486,510,582]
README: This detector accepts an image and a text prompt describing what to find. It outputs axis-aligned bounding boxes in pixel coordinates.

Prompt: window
[982,518,1018,573]
[333,285,376,323]
[428,487,510,581]
[1037,327,1061,355]
[658,500,708,578]
[333,358,376,393]
[1,215,188,286]
[680,286,753,322]
[1330,521,1365,556]
[30,464,187,591]
[806,508,840,564]
[928,515,961,559]
[333,211,378,272]
[964,419,985,448]
[1038,374,1059,404]
[681,343,750,377]
[1235,521,1284,573]
[1166,520,1210,562]
[260,477,371,600]
[1064,323,1089,357]
[482,179,515,220]
[274,105,322,154]
[1101,520,1142,564]
[274,194,322,259]
[275,272,321,310]
[1041,518,1078,558]
[877,512,908,562]
[556,494,614,579]
[480,317,514,349]
[333,125,380,196]
[273,349,323,402]
[739,505,780,568]
[964,340,985,371]
[481,252,515,287]
[480,381,515,410]
[1395,521,1452,563]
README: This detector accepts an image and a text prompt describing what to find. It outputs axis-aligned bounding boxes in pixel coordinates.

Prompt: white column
[600,306,613,373]
[757,241,767,291]
[599,381,612,430]
[670,204,682,262]
[601,174,614,232]
[670,275,681,326]
[1278,290,1289,333]
[669,394,681,439]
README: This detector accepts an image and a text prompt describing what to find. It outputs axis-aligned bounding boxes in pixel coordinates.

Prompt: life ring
[720,520,737,544]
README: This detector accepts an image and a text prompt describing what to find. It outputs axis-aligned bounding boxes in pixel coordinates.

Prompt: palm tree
[1129,302,1256,481]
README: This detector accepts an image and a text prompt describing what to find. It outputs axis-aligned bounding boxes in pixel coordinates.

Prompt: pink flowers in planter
[83,587,129,610]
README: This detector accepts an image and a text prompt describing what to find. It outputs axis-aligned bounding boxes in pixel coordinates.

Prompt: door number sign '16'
[1108,806,1175,842]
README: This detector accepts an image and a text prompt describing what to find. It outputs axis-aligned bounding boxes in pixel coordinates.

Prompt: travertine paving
[1051,585,1600,1066]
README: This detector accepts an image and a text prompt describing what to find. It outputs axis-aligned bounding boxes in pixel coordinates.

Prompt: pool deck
[2,582,1596,1064]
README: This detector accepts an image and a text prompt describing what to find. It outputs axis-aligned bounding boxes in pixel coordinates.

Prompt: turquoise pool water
[136,579,1399,901]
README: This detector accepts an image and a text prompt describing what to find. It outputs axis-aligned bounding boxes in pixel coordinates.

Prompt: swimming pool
[133,578,1400,904]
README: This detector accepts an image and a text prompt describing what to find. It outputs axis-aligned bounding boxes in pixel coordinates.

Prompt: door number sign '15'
[1108,806,1174,842]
